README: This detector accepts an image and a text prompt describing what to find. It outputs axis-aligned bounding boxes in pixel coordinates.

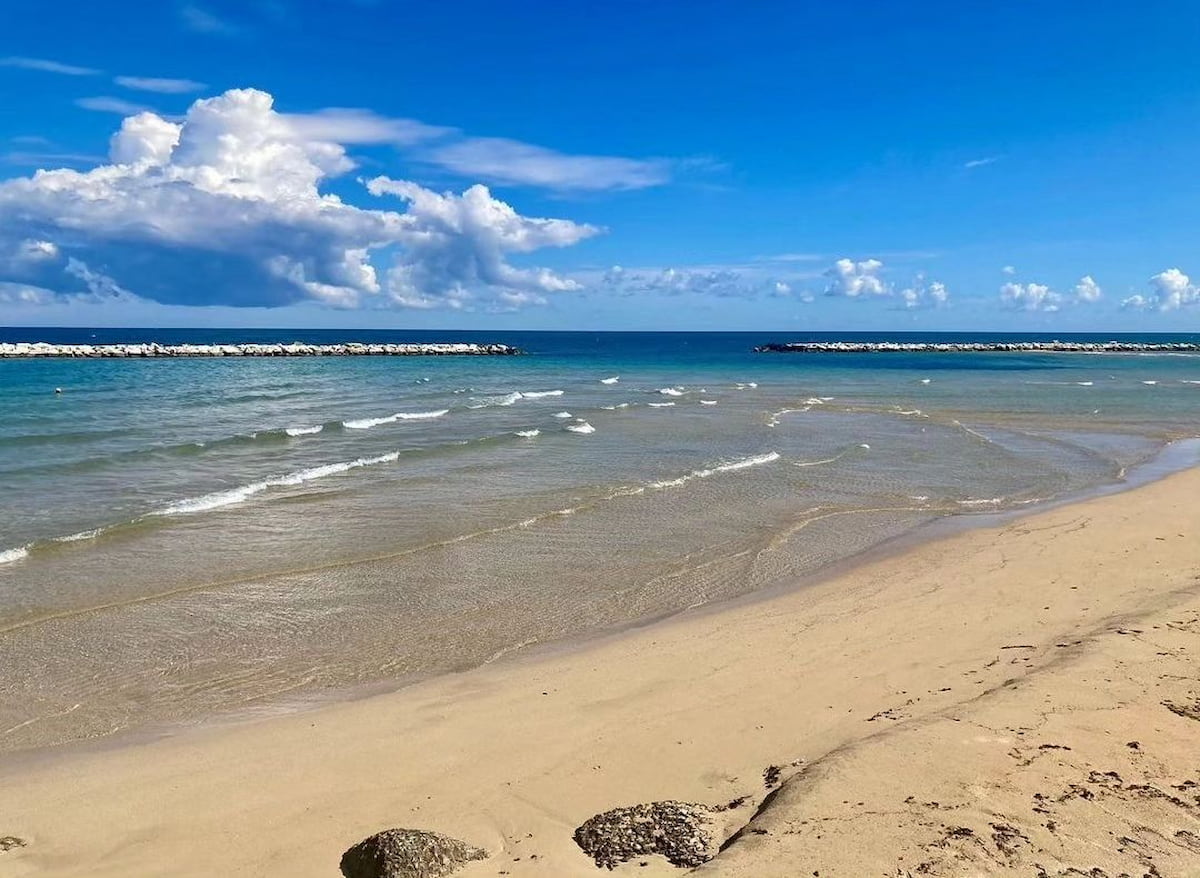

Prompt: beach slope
[4,469,1200,877]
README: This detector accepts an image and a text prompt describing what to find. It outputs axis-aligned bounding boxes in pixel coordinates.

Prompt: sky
[2,0,1200,331]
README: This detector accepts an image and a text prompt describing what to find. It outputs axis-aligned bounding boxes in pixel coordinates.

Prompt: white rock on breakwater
[755,340,1200,354]
[0,341,520,358]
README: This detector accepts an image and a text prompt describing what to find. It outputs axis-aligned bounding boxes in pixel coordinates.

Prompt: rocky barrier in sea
[755,340,1200,354]
[0,342,520,358]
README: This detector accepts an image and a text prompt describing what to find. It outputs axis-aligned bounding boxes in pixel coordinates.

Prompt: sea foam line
[343,409,448,429]
[648,451,780,489]
[0,545,30,565]
[791,443,870,468]
[285,425,324,436]
[468,390,563,408]
[152,451,402,516]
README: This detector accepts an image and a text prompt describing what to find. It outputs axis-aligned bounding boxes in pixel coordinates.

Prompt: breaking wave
[343,410,448,429]
[152,452,403,516]
[648,451,780,489]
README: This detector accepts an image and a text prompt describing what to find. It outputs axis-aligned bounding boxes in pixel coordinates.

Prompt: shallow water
[2,329,1199,751]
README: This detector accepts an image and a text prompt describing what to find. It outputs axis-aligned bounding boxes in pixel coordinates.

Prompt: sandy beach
[4,467,1200,877]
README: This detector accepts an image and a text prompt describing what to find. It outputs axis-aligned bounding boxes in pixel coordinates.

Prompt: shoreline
[4,436,1197,769]
[5,452,1200,874]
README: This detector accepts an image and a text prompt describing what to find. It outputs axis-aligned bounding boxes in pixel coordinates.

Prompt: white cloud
[423,137,672,191]
[1,56,99,76]
[180,4,239,35]
[594,263,808,299]
[366,176,599,308]
[110,112,183,165]
[1123,268,1199,311]
[1001,265,1016,275]
[1000,281,1061,312]
[76,96,154,115]
[1073,275,1102,302]
[0,88,598,312]
[283,108,452,147]
[964,156,1000,169]
[824,258,888,297]
[115,76,207,94]
[899,278,949,309]
[15,239,59,262]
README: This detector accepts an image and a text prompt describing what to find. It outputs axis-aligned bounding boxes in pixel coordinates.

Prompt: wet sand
[3,467,1200,876]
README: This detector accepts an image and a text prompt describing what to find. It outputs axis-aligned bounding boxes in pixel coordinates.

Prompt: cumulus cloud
[366,176,599,308]
[0,88,599,311]
[1001,265,1016,276]
[283,108,452,147]
[898,277,949,309]
[1000,281,1061,312]
[423,137,673,192]
[1,56,99,76]
[824,258,888,297]
[1073,275,1102,302]
[1122,268,1199,311]
[115,75,207,94]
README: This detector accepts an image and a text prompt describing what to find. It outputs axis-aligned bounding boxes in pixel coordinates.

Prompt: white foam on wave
[515,429,541,438]
[658,387,685,396]
[600,376,620,384]
[54,528,104,543]
[766,407,810,427]
[153,451,402,516]
[649,451,780,489]
[1142,380,1158,386]
[285,425,324,436]
[648,402,675,408]
[699,400,717,405]
[792,443,869,468]
[343,409,448,429]
[0,545,29,565]
[920,378,932,384]
[1076,381,1094,386]
[1181,380,1200,384]
[469,390,562,408]
[553,411,573,419]
[565,421,595,434]
[468,392,522,409]
[735,382,759,390]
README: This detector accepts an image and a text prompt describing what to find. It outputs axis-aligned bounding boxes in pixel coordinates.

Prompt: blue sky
[2,0,1199,330]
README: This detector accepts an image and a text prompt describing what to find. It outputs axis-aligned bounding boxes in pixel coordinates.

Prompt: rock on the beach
[339,828,487,878]
[573,801,717,869]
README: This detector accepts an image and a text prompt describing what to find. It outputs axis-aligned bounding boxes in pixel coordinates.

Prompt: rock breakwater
[755,340,1200,354]
[0,341,520,359]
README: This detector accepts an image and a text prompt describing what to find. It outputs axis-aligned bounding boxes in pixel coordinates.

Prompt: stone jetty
[755,340,1200,354]
[0,341,520,359]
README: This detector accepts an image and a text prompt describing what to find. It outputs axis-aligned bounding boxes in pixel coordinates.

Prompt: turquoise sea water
[2,329,1200,751]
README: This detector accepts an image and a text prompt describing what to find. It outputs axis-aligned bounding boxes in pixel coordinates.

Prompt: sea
[3,328,1200,753]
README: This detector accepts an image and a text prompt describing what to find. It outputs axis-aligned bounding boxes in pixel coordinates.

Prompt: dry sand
[3,468,1200,877]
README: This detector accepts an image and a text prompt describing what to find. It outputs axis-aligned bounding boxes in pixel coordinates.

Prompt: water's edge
[5,435,1196,773]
